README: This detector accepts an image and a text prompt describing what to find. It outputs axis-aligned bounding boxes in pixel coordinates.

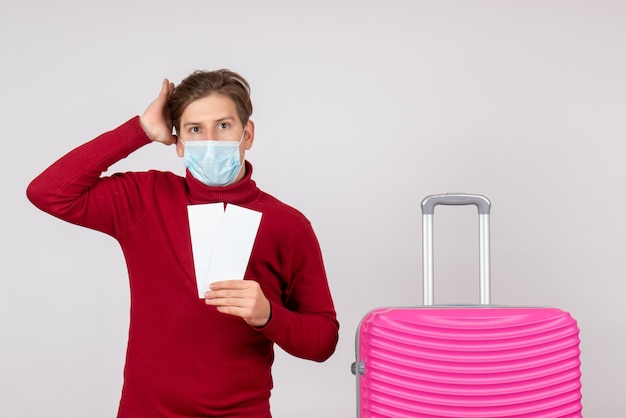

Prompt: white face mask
[180,132,244,187]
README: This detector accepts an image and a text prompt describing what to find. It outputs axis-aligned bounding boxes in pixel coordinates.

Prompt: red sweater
[27,117,339,417]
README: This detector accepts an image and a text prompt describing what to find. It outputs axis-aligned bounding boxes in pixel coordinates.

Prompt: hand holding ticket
[187,203,262,298]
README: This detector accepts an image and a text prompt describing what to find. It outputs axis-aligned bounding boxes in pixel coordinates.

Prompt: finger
[209,280,249,290]
[205,288,250,301]
[205,295,248,309]
[215,305,247,317]
[158,78,171,101]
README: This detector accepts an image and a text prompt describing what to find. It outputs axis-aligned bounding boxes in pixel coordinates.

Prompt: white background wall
[1,1,625,416]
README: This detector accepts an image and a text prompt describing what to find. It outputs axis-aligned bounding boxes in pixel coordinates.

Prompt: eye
[218,122,230,130]
[190,126,201,133]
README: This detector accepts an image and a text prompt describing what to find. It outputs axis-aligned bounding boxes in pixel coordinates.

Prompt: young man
[27,69,339,417]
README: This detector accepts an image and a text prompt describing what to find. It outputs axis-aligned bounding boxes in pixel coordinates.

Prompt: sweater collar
[185,161,261,205]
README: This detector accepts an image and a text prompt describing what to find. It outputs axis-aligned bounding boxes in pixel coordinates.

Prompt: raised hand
[139,78,177,145]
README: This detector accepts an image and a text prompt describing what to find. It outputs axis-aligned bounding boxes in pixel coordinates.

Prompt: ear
[175,138,184,158]
[243,120,255,150]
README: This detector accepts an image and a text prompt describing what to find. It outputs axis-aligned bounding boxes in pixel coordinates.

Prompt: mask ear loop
[174,126,184,148]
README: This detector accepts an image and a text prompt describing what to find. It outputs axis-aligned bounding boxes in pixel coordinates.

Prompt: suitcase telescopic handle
[420,194,491,306]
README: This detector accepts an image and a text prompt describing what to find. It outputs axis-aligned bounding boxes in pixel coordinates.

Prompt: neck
[185,161,260,205]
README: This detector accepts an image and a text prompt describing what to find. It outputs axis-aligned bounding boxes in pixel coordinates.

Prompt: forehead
[181,93,240,124]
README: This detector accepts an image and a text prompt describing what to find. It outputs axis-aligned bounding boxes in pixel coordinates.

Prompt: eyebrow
[182,116,236,128]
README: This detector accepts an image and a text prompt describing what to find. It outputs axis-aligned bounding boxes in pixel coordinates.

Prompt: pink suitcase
[352,194,582,417]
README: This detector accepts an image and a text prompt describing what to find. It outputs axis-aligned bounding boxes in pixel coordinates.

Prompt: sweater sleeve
[26,117,153,238]
[259,223,339,362]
